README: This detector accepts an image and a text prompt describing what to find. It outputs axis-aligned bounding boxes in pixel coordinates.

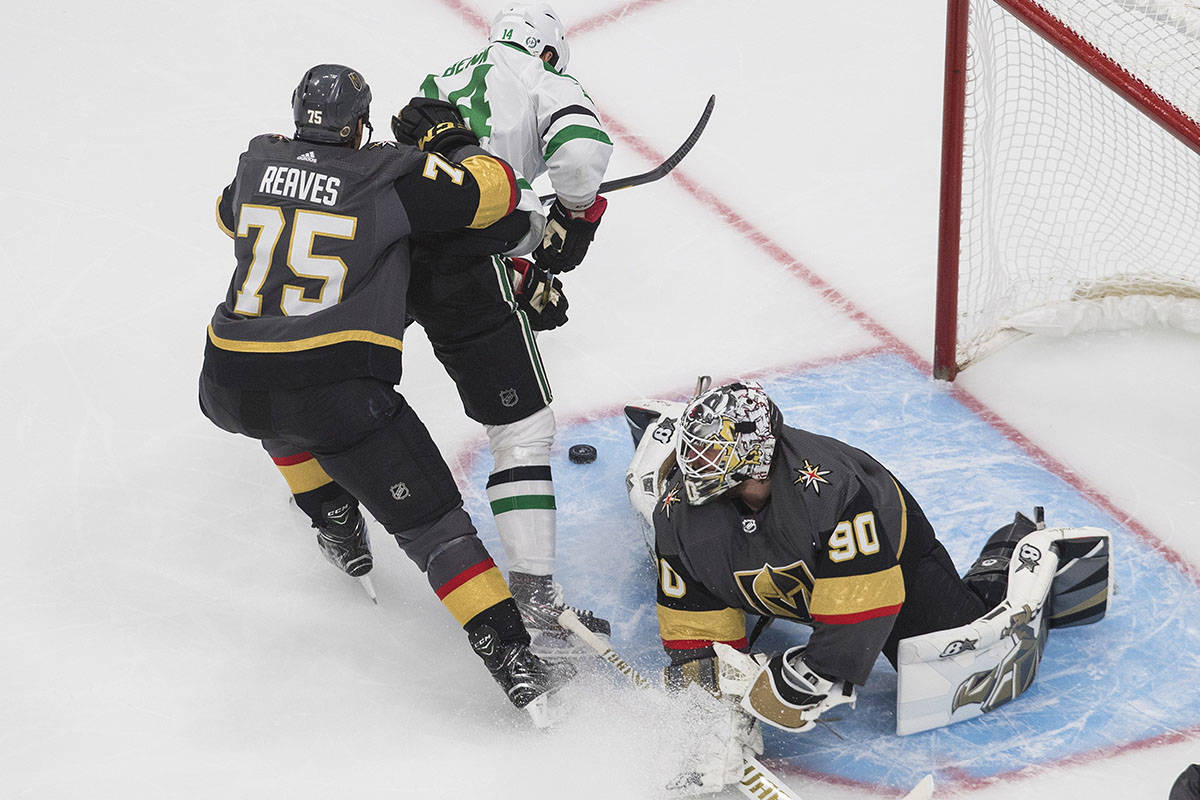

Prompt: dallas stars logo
[794,459,831,493]
[660,486,682,518]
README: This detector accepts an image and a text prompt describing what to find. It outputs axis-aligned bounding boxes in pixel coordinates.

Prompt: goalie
[624,379,1112,794]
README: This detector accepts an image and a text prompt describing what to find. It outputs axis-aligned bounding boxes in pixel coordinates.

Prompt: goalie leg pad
[1048,531,1113,628]
[962,510,1038,609]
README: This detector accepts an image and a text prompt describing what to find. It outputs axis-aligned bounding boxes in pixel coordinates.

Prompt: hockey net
[934,0,1200,379]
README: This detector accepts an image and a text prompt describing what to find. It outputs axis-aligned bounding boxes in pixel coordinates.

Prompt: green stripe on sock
[490,495,557,514]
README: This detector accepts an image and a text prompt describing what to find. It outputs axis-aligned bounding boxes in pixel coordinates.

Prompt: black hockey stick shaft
[538,94,716,203]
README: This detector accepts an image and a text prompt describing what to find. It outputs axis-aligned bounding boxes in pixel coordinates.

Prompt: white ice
[2,1,1197,798]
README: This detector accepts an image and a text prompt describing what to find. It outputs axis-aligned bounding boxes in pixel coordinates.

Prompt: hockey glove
[508,257,568,331]
[532,196,607,273]
[722,643,856,733]
[391,97,479,155]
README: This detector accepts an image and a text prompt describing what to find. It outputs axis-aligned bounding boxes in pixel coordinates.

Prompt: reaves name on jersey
[257,165,341,206]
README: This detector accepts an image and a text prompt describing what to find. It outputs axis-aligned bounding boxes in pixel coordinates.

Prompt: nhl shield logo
[390,482,411,501]
[741,518,758,534]
[499,388,519,408]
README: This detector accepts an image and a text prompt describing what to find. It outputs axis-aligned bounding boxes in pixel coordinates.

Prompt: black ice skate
[314,499,377,602]
[469,625,576,725]
[509,571,611,660]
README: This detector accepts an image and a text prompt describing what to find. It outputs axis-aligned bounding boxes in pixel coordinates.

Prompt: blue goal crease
[461,352,1200,791]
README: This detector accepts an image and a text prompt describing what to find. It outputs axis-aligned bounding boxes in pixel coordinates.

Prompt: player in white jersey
[419,2,613,268]
[403,3,615,658]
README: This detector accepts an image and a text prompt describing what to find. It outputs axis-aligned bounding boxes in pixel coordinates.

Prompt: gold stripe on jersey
[891,476,908,558]
[657,605,747,644]
[216,195,234,238]
[809,565,905,624]
[275,458,332,495]
[207,325,404,354]
[462,154,515,229]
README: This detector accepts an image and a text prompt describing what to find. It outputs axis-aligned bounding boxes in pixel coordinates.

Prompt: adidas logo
[296,151,318,163]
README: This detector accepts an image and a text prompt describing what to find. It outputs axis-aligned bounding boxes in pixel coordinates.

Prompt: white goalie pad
[624,399,685,555]
[895,526,1113,735]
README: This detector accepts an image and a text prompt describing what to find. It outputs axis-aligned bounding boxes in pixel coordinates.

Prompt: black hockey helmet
[292,64,372,145]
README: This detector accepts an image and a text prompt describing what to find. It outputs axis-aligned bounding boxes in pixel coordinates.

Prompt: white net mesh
[956,0,1200,368]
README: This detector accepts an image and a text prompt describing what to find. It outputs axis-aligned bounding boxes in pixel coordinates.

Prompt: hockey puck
[568,444,597,464]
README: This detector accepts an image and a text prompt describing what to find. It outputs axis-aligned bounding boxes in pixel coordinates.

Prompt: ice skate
[469,625,576,725]
[509,571,611,660]
[314,499,376,601]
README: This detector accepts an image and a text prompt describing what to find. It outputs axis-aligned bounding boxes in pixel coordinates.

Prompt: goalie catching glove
[533,196,607,273]
[508,257,569,331]
[391,97,479,155]
[713,642,856,733]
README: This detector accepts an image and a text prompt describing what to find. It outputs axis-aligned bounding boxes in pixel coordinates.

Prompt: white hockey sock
[486,407,557,576]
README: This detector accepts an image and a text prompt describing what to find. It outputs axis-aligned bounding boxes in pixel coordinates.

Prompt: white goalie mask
[676,381,782,505]
[490,3,570,73]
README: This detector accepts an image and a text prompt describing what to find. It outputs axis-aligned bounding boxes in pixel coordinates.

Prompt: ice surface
[2,1,1197,798]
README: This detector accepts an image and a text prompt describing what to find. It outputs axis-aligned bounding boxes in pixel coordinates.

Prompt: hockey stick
[558,609,804,800]
[559,610,936,800]
[537,94,717,203]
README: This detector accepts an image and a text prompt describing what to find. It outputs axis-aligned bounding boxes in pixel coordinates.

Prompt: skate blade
[523,690,565,729]
[358,574,378,604]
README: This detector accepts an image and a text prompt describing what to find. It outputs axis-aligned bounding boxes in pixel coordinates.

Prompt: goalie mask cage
[934,0,1200,380]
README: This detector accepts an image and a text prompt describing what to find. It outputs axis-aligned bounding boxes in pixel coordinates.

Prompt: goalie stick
[537,95,717,203]
[558,609,801,800]
[558,610,935,800]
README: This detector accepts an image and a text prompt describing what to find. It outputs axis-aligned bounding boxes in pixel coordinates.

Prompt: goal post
[934,0,1200,380]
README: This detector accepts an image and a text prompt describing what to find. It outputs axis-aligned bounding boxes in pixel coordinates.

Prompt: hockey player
[624,380,1111,793]
[401,2,614,656]
[260,5,614,659]
[199,64,571,718]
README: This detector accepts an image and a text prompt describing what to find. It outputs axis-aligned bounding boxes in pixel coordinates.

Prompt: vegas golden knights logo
[734,559,816,622]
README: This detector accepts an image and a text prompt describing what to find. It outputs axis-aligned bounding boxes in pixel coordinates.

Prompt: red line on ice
[431,0,1200,791]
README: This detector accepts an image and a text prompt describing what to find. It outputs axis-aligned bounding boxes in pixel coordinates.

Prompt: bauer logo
[1016,542,1042,573]
[940,638,978,658]
[652,417,676,444]
[390,482,411,501]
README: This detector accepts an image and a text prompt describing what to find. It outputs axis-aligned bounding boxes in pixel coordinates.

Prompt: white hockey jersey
[419,42,613,211]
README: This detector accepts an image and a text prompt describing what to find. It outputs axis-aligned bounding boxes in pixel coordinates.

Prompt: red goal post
[934,0,1200,380]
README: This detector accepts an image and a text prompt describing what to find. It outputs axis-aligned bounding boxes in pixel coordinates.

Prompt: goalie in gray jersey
[623,380,1113,795]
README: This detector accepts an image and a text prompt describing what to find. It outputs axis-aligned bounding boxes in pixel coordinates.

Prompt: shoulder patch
[794,459,832,493]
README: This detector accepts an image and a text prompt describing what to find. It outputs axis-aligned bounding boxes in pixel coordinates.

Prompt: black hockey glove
[532,196,608,273]
[391,97,479,155]
[508,257,568,331]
